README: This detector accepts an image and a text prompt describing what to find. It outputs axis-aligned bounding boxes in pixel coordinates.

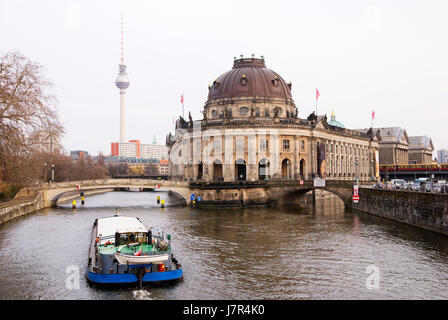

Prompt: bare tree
[0,51,64,186]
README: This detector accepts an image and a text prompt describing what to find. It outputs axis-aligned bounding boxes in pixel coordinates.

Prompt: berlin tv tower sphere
[115,64,130,90]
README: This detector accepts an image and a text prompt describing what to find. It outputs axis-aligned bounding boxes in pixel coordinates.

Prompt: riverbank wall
[353,188,448,236]
[0,188,114,224]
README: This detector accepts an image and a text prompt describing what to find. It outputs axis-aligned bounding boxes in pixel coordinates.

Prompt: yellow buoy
[161,199,165,208]
[157,195,160,204]
[72,200,76,209]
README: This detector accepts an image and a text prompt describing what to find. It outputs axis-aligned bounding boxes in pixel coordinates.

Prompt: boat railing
[117,249,170,256]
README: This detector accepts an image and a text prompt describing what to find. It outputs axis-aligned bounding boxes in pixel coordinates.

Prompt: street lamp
[51,164,55,182]
[44,163,47,182]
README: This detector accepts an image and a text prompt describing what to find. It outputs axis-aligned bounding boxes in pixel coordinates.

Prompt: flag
[372,110,375,120]
[180,94,184,104]
[316,88,320,101]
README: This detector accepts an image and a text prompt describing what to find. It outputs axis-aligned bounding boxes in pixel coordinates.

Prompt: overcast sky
[1,0,447,156]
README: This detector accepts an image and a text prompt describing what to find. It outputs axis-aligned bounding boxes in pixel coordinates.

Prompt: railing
[0,194,40,210]
[368,183,448,194]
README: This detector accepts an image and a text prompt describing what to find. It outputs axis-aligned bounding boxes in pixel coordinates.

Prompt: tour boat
[86,213,183,287]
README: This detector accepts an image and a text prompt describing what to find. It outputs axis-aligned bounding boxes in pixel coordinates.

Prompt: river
[0,191,447,300]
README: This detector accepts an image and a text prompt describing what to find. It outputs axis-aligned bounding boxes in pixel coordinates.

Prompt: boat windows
[118,232,147,245]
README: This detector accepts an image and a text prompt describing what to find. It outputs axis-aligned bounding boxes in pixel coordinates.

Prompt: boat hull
[86,268,183,287]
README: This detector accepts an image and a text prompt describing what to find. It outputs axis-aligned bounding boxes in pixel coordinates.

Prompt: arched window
[239,107,249,116]
[213,159,223,181]
[235,159,246,181]
[300,159,306,178]
[258,158,270,180]
[282,158,291,179]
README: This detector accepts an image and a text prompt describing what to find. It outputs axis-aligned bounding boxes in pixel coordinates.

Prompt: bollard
[81,196,85,205]
[161,199,165,208]
[72,200,76,209]
[157,195,160,204]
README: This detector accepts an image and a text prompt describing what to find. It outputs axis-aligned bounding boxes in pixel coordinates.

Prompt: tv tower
[115,12,130,144]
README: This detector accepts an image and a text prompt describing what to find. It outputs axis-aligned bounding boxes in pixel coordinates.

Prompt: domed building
[167,56,381,183]
[328,109,345,129]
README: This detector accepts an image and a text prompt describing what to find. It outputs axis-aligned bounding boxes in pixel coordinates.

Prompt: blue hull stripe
[86,269,183,284]
[142,268,183,282]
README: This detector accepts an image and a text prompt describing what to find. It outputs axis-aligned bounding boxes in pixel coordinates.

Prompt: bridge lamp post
[355,157,359,186]
[51,164,55,182]
[44,163,47,182]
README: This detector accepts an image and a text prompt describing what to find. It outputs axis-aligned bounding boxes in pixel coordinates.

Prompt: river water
[0,191,448,300]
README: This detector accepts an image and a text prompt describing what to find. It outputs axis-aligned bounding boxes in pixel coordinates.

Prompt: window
[239,107,249,116]
[214,140,221,153]
[240,75,247,86]
[196,142,201,153]
[300,140,305,150]
[211,109,217,117]
[265,108,270,117]
[260,139,269,151]
[283,139,290,150]
[236,139,244,152]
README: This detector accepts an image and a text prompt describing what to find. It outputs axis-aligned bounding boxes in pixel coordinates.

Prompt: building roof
[408,136,434,151]
[355,127,408,145]
[206,57,292,101]
[327,109,345,128]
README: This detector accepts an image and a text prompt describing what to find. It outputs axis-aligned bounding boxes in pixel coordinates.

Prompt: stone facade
[357,127,409,165]
[408,136,434,164]
[167,57,381,182]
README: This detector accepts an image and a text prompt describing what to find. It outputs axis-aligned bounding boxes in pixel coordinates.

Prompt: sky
[1,0,447,157]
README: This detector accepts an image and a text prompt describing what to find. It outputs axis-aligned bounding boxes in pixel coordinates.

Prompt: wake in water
[133,289,152,300]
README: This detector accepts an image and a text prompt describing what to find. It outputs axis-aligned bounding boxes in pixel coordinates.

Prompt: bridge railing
[0,194,40,210]
[41,179,189,192]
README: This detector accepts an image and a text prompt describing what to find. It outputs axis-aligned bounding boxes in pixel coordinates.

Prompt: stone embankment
[353,188,448,235]
[0,188,112,224]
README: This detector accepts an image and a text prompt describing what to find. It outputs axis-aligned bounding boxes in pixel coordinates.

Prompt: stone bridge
[42,178,358,208]
[188,180,358,207]
[42,179,190,207]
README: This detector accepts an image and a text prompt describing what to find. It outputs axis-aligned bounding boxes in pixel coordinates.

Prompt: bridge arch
[44,179,190,207]
[277,186,353,207]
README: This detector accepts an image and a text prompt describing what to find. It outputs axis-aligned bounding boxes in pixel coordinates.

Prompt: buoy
[81,196,85,205]
[157,195,160,204]
[72,200,76,209]
[161,199,165,208]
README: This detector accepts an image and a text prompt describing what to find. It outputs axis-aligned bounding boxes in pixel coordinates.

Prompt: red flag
[316,88,320,101]
[180,94,184,104]
[372,110,375,120]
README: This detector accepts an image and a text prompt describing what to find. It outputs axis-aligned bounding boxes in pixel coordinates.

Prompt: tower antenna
[115,12,130,145]
[121,12,124,64]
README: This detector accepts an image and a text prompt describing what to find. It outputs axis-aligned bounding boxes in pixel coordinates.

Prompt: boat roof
[97,216,147,241]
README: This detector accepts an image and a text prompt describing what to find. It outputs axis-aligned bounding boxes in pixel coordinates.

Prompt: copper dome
[207,58,292,101]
